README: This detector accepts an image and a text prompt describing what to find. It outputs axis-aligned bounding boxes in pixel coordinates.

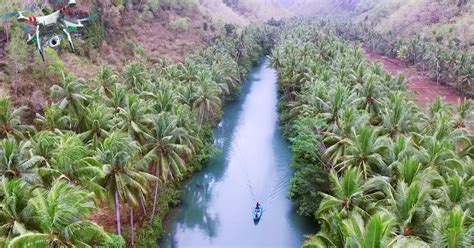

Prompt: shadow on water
[159,59,316,248]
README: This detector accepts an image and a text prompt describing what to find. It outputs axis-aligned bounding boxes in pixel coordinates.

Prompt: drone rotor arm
[16,11,29,22]
[63,28,75,52]
[35,25,45,61]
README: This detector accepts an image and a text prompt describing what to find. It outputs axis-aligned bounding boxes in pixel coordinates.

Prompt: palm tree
[353,74,383,117]
[0,179,33,240]
[390,181,432,238]
[453,100,472,129]
[417,136,458,173]
[305,210,347,248]
[97,131,156,236]
[428,206,473,248]
[103,84,127,113]
[316,167,367,218]
[116,94,152,144]
[323,108,369,166]
[442,174,473,211]
[316,83,356,130]
[0,139,43,185]
[95,66,118,97]
[142,85,177,114]
[124,62,148,91]
[39,134,104,198]
[29,131,61,165]
[336,126,389,179]
[50,76,91,121]
[386,135,417,168]
[211,56,242,97]
[34,105,75,133]
[143,113,192,220]
[79,104,114,147]
[0,95,32,139]
[144,113,192,181]
[425,44,447,85]
[380,92,419,138]
[7,179,111,247]
[342,212,395,248]
[192,79,222,125]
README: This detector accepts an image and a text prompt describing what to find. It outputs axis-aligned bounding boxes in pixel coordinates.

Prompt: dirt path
[363,47,469,105]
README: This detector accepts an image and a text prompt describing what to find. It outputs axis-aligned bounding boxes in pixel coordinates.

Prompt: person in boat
[256,201,261,209]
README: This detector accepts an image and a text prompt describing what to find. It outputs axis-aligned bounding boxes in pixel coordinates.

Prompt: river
[159,59,316,248]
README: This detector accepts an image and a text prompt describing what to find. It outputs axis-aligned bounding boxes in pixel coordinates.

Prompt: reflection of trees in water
[178,174,219,238]
[173,109,242,240]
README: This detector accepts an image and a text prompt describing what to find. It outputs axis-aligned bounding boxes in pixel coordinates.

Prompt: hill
[281,0,474,48]
[355,0,474,48]
[200,0,291,25]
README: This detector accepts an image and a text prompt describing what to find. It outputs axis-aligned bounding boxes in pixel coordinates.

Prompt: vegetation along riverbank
[271,19,473,247]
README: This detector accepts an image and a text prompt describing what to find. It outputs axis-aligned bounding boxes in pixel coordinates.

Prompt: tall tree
[97,131,155,236]
[8,179,111,247]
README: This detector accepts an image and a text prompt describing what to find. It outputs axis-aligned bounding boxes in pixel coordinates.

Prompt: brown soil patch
[363,46,470,105]
[92,4,216,68]
[363,46,473,133]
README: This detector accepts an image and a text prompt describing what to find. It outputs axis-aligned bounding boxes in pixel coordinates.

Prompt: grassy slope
[199,0,291,25]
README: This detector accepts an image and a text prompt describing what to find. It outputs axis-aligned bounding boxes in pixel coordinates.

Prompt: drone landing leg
[63,28,75,52]
[35,25,44,62]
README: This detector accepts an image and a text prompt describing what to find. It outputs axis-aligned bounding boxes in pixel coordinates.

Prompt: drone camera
[48,35,62,48]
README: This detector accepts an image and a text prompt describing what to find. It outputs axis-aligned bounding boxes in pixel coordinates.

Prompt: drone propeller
[0,1,74,21]
[0,3,39,21]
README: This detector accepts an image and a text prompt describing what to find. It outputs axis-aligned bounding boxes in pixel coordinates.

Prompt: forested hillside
[283,0,474,47]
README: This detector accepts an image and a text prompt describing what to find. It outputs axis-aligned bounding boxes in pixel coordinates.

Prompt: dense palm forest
[1,1,473,245]
[0,24,273,247]
[270,19,473,247]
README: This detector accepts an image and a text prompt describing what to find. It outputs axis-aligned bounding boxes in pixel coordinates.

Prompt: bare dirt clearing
[363,47,473,132]
[363,47,470,106]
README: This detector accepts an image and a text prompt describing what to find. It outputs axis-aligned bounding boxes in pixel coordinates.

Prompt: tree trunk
[140,198,147,215]
[115,191,122,236]
[149,181,159,223]
[130,208,135,247]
